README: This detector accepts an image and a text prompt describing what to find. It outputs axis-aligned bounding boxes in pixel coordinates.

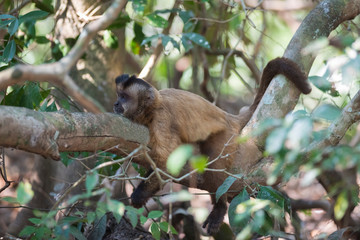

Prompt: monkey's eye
[118,93,128,101]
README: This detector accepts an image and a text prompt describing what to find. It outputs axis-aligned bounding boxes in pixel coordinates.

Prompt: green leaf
[150,223,161,240]
[148,210,163,219]
[70,226,87,240]
[257,186,288,215]
[34,226,50,240]
[34,0,55,14]
[103,30,118,49]
[0,19,13,29]
[228,189,250,232]
[161,35,180,51]
[265,127,288,154]
[23,21,36,38]
[107,199,125,222]
[286,117,313,150]
[19,10,49,24]
[108,13,131,29]
[1,196,18,203]
[125,206,140,228]
[183,33,210,49]
[35,36,50,44]
[170,225,178,234]
[28,218,41,224]
[141,34,162,47]
[87,211,96,224]
[312,104,341,121]
[190,155,207,173]
[159,222,169,232]
[19,226,37,237]
[8,18,19,36]
[87,215,107,240]
[146,13,168,28]
[16,182,34,205]
[216,175,242,202]
[86,171,98,193]
[2,39,16,63]
[179,10,195,32]
[140,215,147,225]
[308,75,332,92]
[0,14,16,20]
[132,0,147,14]
[334,191,349,220]
[22,82,43,109]
[60,152,73,166]
[181,35,193,52]
[167,144,193,176]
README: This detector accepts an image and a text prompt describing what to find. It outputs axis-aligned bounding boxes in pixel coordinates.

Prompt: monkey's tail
[250,57,311,111]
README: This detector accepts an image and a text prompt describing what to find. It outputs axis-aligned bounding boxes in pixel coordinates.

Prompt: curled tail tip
[269,57,312,95]
[302,84,312,94]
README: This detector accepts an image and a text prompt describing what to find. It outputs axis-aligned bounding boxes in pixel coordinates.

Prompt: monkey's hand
[202,203,227,235]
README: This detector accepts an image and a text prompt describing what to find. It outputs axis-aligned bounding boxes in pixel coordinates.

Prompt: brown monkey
[113,57,311,234]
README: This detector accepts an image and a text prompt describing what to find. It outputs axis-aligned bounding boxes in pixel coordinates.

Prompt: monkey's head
[114,74,158,125]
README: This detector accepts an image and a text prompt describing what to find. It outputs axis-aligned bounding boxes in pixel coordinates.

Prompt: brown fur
[113,58,311,235]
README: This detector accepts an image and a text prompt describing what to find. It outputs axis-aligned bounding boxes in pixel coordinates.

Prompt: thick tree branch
[0,106,148,160]
[242,0,360,161]
[310,90,360,150]
[0,0,128,113]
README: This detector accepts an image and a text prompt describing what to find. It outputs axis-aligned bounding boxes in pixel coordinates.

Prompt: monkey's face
[113,75,156,124]
[114,86,139,118]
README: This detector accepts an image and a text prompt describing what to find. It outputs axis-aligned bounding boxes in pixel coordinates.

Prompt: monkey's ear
[146,87,157,102]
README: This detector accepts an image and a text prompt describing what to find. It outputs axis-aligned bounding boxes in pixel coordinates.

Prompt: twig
[214,39,242,104]
[205,49,261,82]
[188,13,240,24]
[232,68,255,94]
[0,147,14,193]
[143,147,166,186]
[51,146,143,210]
[200,49,214,101]
[9,0,31,15]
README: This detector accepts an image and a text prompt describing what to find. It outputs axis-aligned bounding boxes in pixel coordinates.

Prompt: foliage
[1,0,360,239]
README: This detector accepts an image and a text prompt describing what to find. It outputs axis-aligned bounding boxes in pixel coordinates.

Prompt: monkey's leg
[131,170,161,208]
[202,194,228,235]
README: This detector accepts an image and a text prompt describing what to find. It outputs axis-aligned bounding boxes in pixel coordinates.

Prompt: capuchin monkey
[113,57,311,235]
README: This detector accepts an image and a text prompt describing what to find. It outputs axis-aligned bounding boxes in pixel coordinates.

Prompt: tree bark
[0,106,148,160]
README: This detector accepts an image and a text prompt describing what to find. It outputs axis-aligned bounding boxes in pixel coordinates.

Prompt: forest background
[0,0,360,239]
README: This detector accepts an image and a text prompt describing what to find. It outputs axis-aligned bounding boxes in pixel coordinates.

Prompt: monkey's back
[157,88,237,143]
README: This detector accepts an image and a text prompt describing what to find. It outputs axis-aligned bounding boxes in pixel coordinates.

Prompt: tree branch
[0,106,149,160]
[242,0,360,159]
[0,0,128,113]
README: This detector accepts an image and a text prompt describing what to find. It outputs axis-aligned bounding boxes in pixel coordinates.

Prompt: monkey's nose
[113,101,124,114]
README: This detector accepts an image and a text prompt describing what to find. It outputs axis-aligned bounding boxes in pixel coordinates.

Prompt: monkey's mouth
[113,106,124,115]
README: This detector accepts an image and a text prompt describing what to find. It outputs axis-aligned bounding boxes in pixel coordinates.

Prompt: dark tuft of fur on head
[115,74,152,89]
[115,74,130,85]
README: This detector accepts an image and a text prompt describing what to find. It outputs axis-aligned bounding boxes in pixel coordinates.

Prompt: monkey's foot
[130,188,151,208]
[202,208,225,235]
